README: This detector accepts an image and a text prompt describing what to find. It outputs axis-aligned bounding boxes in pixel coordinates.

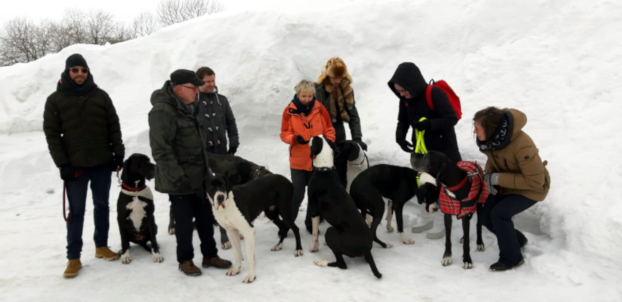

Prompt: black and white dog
[206,174,303,284]
[168,153,272,249]
[411,151,489,269]
[116,153,164,264]
[334,140,369,193]
[350,164,439,248]
[307,136,382,279]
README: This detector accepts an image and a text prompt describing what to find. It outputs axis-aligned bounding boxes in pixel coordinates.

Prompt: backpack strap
[425,79,435,110]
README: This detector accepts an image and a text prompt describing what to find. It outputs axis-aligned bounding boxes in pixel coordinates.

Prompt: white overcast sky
[0,0,309,25]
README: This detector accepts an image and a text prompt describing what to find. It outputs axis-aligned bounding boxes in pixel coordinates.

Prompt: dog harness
[438,161,489,219]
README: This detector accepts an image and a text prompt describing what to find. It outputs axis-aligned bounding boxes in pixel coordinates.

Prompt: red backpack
[425,79,462,120]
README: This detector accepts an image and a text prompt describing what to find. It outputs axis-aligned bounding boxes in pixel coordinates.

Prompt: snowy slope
[1,0,621,301]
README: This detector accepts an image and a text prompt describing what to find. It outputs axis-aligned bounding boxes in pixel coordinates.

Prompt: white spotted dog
[349,164,440,248]
[307,136,382,279]
[117,154,164,264]
[206,173,303,284]
[335,140,369,193]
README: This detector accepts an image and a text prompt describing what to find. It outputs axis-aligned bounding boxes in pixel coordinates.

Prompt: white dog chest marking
[126,197,147,230]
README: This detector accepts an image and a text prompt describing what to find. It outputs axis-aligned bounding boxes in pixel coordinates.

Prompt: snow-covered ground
[1,0,621,301]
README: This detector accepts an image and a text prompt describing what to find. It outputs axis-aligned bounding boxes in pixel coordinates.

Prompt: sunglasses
[181,85,198,91]
[70,68,89,74]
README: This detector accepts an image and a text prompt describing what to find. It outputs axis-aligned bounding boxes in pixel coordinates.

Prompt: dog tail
[364,250,382,279]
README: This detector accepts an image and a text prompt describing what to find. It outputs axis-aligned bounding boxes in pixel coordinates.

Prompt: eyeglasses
[70,68,89,74]
[181,85,198,91]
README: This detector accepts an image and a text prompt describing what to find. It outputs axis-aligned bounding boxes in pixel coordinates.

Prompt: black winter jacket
[388,62,461,162]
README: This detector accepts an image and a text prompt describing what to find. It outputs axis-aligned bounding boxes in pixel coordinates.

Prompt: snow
[1,0,621,301]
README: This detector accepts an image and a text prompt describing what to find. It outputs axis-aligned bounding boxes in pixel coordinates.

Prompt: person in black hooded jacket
[388,62,461,162]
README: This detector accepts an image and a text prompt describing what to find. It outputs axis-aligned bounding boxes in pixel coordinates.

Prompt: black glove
[295,135,308,145]
[227,146,237,156]
[414,119,431,132]
[397,139,414,153]
[354,140,367,151]
[111,155,124,172]
[60,164,78,181]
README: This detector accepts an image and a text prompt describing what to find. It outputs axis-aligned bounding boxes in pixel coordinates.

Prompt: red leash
[62,171,86,223]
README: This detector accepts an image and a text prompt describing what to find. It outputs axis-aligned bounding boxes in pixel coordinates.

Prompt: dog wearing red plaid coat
[411,151,489,269]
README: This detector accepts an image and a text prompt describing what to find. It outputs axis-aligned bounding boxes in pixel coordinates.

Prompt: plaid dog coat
[439,161,489,219]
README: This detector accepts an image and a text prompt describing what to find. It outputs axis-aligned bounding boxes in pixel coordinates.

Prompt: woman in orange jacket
[280,80,336,233]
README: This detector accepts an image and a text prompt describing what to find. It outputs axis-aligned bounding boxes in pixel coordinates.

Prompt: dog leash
[415,117,428,154]
[62,171,85,223]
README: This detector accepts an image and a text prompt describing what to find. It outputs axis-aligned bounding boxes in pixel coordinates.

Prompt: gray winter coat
[148,81,211,195]
[196,88,239,154]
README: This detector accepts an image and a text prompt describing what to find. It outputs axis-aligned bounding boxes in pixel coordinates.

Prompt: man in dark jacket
[148,69,231,276]
[195,67,239,155]
[388,62,462,239]
[43,54,124,278]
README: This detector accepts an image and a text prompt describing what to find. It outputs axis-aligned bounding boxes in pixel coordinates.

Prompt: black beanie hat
[65,54,89,70]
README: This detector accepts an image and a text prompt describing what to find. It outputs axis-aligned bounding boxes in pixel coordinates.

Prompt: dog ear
[310,137,323,158]
[347,142,361,161]
[120,158,129,182]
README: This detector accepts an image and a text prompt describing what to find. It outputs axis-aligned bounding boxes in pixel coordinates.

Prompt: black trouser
[290,168,313,223]
[480,194,536,266]
[169,193,218,263]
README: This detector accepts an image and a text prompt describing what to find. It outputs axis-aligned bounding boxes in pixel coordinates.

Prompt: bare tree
[86,10,117,45]
[62,8,88,45]
[157,0,225,27]
[0,17,53,66]
[132,11,160,37]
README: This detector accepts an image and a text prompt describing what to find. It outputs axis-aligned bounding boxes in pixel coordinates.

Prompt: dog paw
[226,267,241,276]
[386,225,394,233]
[295,249,303,257]
[222,241,232,250]
[385,243,394,249]
[400,233,415,245]
[121,251,131,264]
[168,228,175,235]
[271,243,283,251]
[442,257,452,266]
[463,261,473,269]
[243,274,256,283]
[240,234,245,240]
[429,204,438,214]
[310,241,319,253]
[477,244,485,252]
[152,252,164,263]
[314,260,329,267]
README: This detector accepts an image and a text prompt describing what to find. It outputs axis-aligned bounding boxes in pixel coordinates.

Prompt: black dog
[350,164,439,248]
[334,140,369,192]
[307,136,381,279]
[411,151,489,269]
[168,153,272,249]
[117,153,163,264]
[205,173,303,283]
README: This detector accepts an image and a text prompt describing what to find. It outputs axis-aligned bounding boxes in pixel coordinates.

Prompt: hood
[477,108,528,151]
[388,62,427,99]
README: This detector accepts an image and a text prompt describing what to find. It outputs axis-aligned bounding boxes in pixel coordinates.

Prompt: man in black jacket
[388,62,462,239]
[195,67,239,155]
[43,54,124,278]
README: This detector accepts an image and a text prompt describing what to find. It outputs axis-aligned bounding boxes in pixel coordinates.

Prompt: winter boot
[411,210,433,233]
[202,256,232,269]
[63,259,82,278]
[179,260,202,276]
[426,211,445,239]
[95,246,120,261]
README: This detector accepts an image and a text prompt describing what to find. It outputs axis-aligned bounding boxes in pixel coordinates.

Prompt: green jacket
[43,82,124,168]
[148,81,211,195]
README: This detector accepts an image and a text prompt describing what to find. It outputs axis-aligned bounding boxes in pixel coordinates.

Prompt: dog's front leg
[168,204,175,235]
[386,200,394,233]
[241,228,256,283]
[442,214,452,266]
[118,218,131,264]
[476,206,485,251]
[226,228,242,277]
[395,201,414,245]
[310,216,320,252]
[220,226,231,250]
[462,215,473,269]
[147,214,163,263]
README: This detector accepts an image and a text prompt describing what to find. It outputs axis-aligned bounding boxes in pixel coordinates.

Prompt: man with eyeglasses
[44,53,125,278]
[148,69,232,276]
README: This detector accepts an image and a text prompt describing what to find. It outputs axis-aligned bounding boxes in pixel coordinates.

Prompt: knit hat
[317,57,352,85]
[65,54,89,69]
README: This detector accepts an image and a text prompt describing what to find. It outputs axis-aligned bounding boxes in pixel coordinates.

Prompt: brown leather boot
[95,246,120,261]
[202,256,232,269]
[63,259,82,278]
[179,260,202,276]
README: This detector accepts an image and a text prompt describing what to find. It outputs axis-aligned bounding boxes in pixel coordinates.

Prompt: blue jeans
[65,166,112,260]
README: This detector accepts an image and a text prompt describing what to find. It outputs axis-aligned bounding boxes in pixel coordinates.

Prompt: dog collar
[313,166,335,172]
[122,182,146,192]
